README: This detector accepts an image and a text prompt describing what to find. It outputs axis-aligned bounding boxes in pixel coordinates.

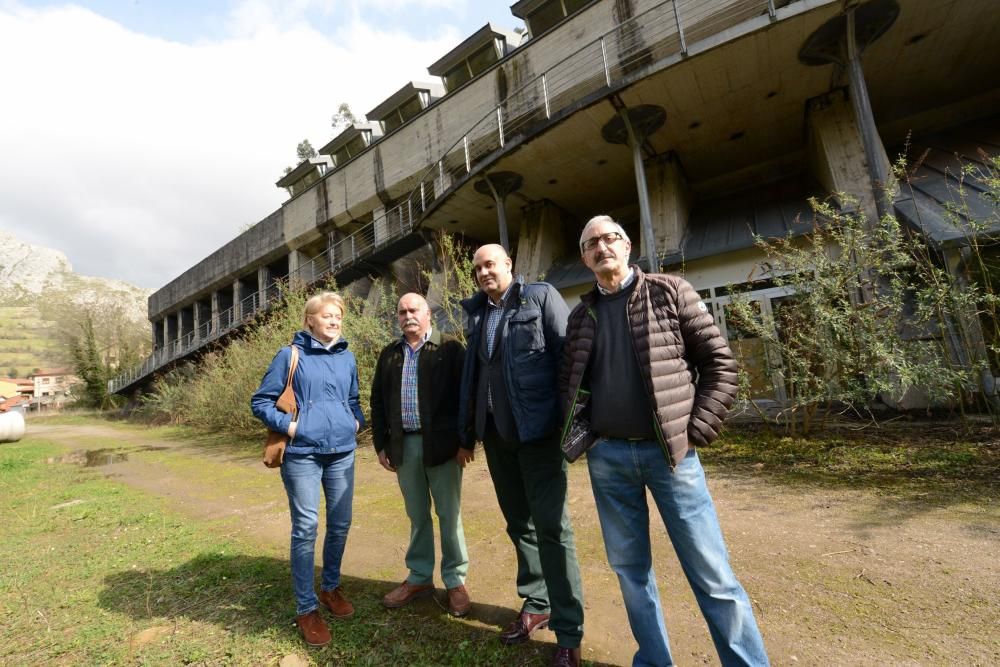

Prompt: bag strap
[286,345,300,386]
[279,345,300,418]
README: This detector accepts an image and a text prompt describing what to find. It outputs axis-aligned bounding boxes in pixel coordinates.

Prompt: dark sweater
[590,281,657,440]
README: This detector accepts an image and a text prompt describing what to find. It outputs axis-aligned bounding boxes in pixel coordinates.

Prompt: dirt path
[28,421,1000,666]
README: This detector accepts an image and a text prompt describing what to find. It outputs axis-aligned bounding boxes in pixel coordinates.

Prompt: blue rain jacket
[251,330,365,455]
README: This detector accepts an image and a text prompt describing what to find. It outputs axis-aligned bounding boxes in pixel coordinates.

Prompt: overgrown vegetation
[727,154,999,433]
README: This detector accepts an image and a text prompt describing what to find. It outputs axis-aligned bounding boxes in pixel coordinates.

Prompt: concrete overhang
[427,23,521,77]
[318,122,383,157]
[366,81,446,121]
[275,156,333,188]
[509,0,549,20]
[415,0,1000,245]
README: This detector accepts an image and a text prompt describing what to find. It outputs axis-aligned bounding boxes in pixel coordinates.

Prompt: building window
[444,62,473,92]
[383,111,404,134]
[527,0,569,36]
[467,41,500,75]
[397,95,424,124]
[525,0,591,37]
[288,170,320,197]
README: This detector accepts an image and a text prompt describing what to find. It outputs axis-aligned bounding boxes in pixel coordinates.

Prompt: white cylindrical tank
[0,411,25,443]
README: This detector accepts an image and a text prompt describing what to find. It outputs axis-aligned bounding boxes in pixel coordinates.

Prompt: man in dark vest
[560,215,769,666]
[371,293,470,617]
[457,244,584,667]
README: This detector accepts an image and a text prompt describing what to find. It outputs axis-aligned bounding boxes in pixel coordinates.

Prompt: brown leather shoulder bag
[262,345,300,468]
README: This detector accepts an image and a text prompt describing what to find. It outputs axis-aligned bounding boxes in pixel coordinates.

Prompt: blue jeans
[586,441,768,667]
[280,451,355,615]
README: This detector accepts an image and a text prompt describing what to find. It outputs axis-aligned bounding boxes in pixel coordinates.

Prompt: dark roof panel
[893,118,1000,248]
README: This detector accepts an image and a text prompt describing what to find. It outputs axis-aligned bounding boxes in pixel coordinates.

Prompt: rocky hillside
[0,231,152,376]
[0,231,150,322]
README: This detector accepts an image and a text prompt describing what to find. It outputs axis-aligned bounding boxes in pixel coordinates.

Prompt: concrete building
[111,0,1000,401]
[29,369,76,399]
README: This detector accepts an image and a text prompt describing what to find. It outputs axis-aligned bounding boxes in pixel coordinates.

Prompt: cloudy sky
[0,0,523,289]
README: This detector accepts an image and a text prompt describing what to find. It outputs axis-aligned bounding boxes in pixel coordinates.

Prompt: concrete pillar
[192,302,201,343]
[211,292,220,337]
[233,280,242,321]
[646,152,690,259]
[806,90,892,223]
[257,266,269,310]
[515,200,569,284]
[288,249,301,283]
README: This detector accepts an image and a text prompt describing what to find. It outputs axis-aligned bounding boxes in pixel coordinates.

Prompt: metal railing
[110,0,782,394]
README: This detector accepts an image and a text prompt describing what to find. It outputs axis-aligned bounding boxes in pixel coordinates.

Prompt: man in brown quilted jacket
[559,215,769,667]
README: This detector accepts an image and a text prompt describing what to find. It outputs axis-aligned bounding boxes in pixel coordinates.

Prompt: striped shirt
[400,329,431,432]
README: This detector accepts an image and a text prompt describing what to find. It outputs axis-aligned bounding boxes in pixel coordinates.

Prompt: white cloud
[0,2,464,288]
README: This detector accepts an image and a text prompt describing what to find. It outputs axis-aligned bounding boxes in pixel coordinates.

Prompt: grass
[0,435,563,666]
[703,419,1000,503]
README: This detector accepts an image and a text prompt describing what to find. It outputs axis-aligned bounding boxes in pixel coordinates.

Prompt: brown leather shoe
[447,584,471,617]
[383,580,434,608]
[295,609,331,647]
[551,647,581,667]
[319,587,354,618]
[499,610,550,645]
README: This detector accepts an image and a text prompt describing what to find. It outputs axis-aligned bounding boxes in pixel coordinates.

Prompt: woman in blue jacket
[251,291,365,647]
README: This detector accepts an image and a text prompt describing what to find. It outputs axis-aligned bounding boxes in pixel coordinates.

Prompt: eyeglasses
[581,231,624,252]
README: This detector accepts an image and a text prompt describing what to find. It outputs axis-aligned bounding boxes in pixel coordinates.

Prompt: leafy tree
[331,102,359,131]
[296,139,317,162]
[7,368,16,378]
[70,313,114,408]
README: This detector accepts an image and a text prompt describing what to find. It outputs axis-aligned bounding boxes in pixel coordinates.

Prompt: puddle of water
[46,449,129,466]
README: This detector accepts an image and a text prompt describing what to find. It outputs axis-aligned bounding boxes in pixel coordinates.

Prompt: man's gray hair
[579,215,630,251]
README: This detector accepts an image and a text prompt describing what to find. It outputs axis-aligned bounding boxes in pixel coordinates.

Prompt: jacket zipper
[626,287,674,470]
[560,307,597,445]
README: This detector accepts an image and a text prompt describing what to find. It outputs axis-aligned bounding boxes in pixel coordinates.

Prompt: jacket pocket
[508,308,544,352]
[294,407,319,446]
[331,400,357,442]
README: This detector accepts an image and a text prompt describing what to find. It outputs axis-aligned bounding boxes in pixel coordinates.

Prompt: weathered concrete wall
[149,208,286,318]
[147,0,716,319]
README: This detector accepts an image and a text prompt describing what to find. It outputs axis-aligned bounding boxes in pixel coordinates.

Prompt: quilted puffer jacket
[558,267,738,468]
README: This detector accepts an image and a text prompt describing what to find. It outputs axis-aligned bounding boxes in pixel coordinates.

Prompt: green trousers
[482,420,584,649]
[396,434,468,589]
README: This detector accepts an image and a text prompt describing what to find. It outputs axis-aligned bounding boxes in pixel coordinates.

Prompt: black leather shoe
[499,611,550,645]
[551,647,581,667]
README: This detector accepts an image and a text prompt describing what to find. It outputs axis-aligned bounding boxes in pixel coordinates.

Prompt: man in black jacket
[457,244,584,667]
[370,292,470,617]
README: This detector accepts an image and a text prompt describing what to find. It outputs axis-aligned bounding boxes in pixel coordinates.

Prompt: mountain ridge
[0,230,151,323]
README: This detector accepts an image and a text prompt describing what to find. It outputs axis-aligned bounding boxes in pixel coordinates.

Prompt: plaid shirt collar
[487,282,514,309]
[400,327,432,352]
